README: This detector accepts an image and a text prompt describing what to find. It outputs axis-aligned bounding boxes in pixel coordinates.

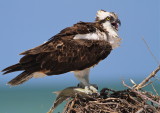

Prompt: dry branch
[135,66,160,90]
[122,81,160,106]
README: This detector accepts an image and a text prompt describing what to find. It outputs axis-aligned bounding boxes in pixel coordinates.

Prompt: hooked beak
[111,19,121,31]
[116,19,121,26]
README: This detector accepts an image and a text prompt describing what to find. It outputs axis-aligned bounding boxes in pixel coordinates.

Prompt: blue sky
[0,0,159,87]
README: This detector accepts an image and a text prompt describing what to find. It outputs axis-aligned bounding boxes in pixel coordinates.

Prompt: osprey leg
[74,68,98,94]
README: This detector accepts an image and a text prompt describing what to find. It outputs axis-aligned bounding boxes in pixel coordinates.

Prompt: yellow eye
[106,17,110,20]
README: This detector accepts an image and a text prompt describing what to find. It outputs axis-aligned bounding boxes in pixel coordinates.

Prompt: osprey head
[96,10,121,31]
[96,10,121,49]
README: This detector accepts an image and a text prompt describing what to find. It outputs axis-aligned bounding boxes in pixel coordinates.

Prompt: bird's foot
[77,83,99,95]
[84,85,98,95]
[77,83,98,90]
[91,84,98,90]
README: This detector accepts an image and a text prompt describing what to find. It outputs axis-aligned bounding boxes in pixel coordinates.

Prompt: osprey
[2,10,121,94]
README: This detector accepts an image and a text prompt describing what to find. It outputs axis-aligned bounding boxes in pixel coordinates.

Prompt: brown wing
[18,22,111,75]
[19,39,112,75]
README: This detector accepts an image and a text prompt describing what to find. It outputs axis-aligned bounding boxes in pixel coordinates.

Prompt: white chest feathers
[73,29,121,49]
[73,29,107,41]
[102,22,121,49]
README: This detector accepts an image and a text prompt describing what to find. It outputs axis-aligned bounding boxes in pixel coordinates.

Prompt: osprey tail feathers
[2,64,33,86]
[2,63,23,75]
[8,71,33,86]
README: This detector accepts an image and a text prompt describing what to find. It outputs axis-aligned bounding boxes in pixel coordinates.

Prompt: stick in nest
[135,66,160,90]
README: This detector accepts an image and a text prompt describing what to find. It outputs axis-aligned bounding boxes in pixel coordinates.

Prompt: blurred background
[0,0,159,113]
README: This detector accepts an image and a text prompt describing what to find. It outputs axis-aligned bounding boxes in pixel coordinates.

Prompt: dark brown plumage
[2,22,112,86]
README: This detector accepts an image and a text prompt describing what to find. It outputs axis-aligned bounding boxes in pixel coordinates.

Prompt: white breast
[73,28,121,49]
[102,22,121,49]
[108,36,121,49]
[73,29,107,41]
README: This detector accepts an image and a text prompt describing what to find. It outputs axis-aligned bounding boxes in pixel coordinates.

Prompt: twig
[151,83,159,96]
[154,76,160,82]
[142,38,160,65]
[122,80,160,106]
[138,81,153,88]
[135,66,160,90]
[135,108,143,113]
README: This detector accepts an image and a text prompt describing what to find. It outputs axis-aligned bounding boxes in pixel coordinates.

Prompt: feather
[8,71,32,86]
[2,63,23,75]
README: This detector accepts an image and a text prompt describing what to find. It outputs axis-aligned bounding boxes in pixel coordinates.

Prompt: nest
[63,88,160,113]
